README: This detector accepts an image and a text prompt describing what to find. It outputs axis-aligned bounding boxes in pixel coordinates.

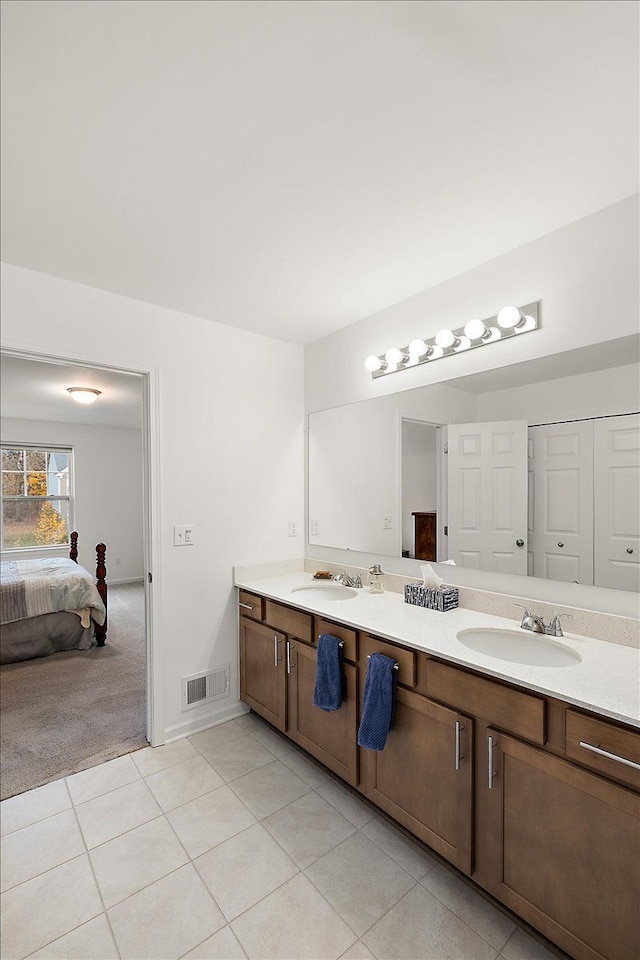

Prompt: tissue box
[404,582,459,612]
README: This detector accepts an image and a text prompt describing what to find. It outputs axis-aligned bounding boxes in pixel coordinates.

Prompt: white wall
[304,198,640,617]
[305,196,639,413]
[476,363,640,424]
[1,262,305,743]
[1,417,144,582]
[402,421,437,555]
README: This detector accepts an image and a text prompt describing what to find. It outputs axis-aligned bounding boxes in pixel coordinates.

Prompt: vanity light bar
[365,301,541,379]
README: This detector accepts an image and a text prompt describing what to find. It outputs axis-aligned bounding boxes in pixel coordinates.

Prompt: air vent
[182,664,230,711]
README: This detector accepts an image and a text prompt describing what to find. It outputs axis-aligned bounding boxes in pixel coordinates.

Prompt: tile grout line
[69,783,122,960]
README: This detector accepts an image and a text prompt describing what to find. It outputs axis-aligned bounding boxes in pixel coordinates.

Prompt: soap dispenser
[368,563,385,594]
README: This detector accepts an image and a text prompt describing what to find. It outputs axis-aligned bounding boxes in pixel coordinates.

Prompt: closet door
[448,421,528,574]
[594,413,640,591]
[528,422,594,584]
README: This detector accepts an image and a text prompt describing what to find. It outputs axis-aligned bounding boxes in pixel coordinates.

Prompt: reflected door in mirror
[447,421,528,575]
[594,413,640,592]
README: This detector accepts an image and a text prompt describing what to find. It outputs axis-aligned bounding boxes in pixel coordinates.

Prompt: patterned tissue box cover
[404,582,459,612]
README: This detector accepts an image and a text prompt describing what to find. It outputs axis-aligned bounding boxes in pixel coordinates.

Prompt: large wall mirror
[308,336,640,593]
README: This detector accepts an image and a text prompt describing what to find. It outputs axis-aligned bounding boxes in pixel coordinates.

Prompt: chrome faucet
[516,605,571,638]
[333,571,363,589]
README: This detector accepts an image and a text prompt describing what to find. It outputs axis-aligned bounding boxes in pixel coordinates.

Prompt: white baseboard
[108,577,145,586]
[162,700,250,744]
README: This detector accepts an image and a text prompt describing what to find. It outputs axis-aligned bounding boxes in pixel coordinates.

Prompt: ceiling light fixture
[67,387,102,405]
[364,301,540,379]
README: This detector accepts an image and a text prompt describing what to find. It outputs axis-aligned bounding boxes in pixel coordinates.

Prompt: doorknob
[627,548,634,555]
[557,542,565,548]
[516,539,525,547]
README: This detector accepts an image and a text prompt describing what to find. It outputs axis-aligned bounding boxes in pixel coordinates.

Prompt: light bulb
[497,305,523,329]
[484,326,502,342]
[67,387,101,405]
[514,314,537,334]
[385,347,405,366]
[364,355,383,372]
[408,339,428,358]
[435,328,456,349]
[427,345,444,360]
[454,336,471,352]
[463,318,487,340]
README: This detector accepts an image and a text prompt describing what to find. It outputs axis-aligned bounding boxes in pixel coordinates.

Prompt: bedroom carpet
[0,582,147,800]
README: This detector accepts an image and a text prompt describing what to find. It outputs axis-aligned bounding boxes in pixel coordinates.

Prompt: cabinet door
[287,641,358,786]
[363,687,473,873]
[485,730,640,960]
[239,618,286,732]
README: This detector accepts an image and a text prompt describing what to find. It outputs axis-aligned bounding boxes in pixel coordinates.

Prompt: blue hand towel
[313,634,344,711]
[357,653,397,750]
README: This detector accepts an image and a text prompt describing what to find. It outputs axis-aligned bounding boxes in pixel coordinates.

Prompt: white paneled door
[528,421,594,584]
[594,413,640,592]
[447,421,528,574]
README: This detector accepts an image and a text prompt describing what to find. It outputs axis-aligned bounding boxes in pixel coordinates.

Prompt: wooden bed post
[70,531,79,563]
[95,542,108,647]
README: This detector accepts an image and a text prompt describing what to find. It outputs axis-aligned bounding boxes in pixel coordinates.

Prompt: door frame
[0,345,164,745]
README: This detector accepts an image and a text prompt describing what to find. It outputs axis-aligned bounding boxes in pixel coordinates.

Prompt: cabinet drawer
[264,600,313,644]
[315,619,358,662]
[566,710,640,790]
[362,635,416,687]
[238,590,264,622]
[426,660,545,745]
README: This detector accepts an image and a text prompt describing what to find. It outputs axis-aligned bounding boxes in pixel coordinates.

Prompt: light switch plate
[174,525,194,546]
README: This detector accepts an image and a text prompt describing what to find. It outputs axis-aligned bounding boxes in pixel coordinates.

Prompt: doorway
[0,349,159,798]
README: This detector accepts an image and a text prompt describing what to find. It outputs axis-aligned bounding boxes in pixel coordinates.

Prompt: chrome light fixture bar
[365,301,540,379]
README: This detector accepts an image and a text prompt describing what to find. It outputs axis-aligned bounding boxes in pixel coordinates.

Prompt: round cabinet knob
[557,542,565,548]
[627,548,634,555]
[516,539,525,547]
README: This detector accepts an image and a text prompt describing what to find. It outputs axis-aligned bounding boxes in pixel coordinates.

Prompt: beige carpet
[0,583,147,800]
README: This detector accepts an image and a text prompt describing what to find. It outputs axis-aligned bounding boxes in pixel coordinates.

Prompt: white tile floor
[0,713,562,960]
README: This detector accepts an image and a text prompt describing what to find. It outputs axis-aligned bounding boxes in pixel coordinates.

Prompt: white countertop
[236,571,640,728]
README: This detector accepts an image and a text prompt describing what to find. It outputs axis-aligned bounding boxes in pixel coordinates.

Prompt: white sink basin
[457,628,582,667]
[291,583,358,602]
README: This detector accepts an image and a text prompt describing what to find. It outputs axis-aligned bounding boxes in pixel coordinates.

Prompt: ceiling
[0,355,144,429]
[1,1,638,345]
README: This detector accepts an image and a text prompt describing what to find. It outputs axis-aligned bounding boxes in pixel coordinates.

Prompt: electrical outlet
[311,519,319,536]
[115,556,121,565]
[383,516,392,529]
[174,525,194,546]
[288,521,298,537]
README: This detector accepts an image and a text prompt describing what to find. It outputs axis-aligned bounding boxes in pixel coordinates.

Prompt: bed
[0,532,108,664]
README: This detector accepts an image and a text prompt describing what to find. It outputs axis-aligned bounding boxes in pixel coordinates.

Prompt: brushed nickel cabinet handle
[274,636,282,666]
[286,640,293,674]
[455,720,463,771]
[579,741,640,771]
[488,736,495,789]
[238,602,254,610]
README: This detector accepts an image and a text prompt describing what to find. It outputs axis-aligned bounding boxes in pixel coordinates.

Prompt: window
[1,445,73,550]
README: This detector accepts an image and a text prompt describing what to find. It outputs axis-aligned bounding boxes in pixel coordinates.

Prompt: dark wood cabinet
[363,687,473,873]
[239,618,287,731]
[287,640,359,786]
[239,590,640,960]
[412,511,437,560]
[482,730,640,960]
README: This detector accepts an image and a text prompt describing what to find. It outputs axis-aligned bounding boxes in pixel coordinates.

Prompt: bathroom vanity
[236,572,639,960]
